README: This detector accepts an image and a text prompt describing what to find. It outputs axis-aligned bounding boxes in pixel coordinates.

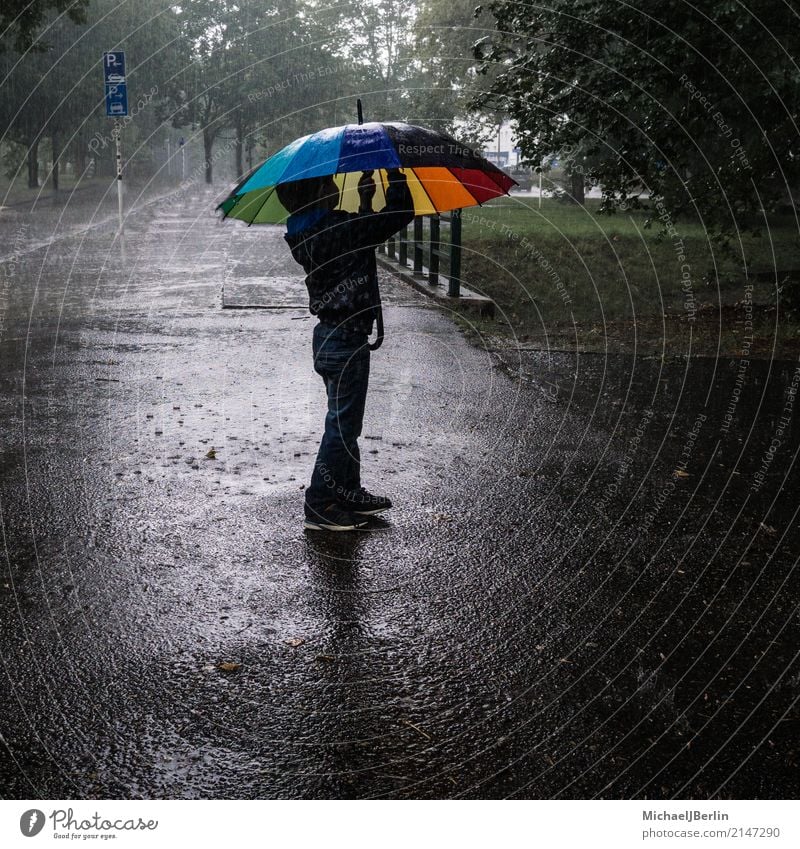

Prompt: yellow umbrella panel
[221,166,500,225]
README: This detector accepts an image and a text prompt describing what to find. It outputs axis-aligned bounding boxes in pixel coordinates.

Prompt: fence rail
[378,209,462,297]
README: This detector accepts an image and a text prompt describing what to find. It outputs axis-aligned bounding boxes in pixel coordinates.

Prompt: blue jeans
[305,321,371,511]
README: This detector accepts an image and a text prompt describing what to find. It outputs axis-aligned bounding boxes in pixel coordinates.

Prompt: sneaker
[339,487,393,515]
[304,502,368,532]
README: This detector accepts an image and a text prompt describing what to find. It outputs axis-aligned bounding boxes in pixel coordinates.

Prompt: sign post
[179,136,185,182]
[103,51,128,235]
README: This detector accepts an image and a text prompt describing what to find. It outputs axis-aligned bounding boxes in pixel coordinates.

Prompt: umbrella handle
[368,303,383,351]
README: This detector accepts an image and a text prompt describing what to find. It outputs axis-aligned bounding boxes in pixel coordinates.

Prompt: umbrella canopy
[216,121,517,225]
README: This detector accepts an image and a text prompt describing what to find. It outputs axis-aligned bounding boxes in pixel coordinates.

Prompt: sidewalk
[0,185,797,800]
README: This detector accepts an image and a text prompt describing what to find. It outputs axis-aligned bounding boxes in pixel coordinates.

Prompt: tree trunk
[51,131,60,192]
[569,169,585,205]
[203,128,214,184]
[27,137,39,188]
[234,113,244,180]
[73,132,87,178]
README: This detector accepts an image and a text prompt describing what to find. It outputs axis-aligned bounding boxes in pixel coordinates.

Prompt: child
[277,169,414,531]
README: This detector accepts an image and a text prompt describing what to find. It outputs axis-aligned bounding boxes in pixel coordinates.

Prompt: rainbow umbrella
[216,121,517,224]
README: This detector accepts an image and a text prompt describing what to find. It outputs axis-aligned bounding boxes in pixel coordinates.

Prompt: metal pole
[413,217,423,275]
[539,167,542,209]
[429,215,440,285]
[181,145,186,181]
[398,223,408,267]
[166,137,171,178]
[448,209,461,297]
[114,118,123,235]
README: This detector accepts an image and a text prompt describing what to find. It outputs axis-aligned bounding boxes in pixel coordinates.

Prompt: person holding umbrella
[217,111,515,531]
[276,168,414,531]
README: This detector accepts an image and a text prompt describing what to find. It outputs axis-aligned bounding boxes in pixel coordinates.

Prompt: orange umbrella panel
[333,167,499,217]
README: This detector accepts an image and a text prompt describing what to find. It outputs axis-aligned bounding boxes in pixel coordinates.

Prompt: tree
[165,0,357,183]
[409,0,505,142]
[474,0,800,238]
[0,0,88,52]
[167,0,236,184]
[0,0,182,190]
[340,0,417,120]
[0,14,83,188]
[223,0,331,179]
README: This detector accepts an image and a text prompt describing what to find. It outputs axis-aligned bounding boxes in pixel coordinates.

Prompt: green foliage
[2,139,28,179]
[0,0,182,185]
[0,0,88,52]
[164,0,362,180]
[0,0,511,189]
[474,1,800,243]
[408,0,504,140]
[307,0,500,134]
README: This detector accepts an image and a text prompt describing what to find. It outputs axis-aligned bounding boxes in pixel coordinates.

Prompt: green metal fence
[379,209,462,297]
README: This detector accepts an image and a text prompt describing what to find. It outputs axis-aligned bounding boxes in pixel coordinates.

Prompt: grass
[0,175,113,208]
[449,196,800,357]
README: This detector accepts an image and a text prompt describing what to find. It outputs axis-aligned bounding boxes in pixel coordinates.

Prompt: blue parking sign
[105,84,128,116]
[103,51,128,117]
[103,51,126,83]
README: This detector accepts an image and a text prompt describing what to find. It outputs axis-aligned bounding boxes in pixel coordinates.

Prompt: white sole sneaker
[303,518,367,531]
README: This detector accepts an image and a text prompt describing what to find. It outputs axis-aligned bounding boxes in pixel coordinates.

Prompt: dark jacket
[284,172,414,341]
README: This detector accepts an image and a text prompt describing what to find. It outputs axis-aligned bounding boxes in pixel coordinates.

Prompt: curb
[376,256,495,317]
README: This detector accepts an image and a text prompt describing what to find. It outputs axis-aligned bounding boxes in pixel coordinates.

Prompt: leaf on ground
[217,661,241,673]
[760,522,778,535]
[285,637,305,647]
[673,469,690,478]
[315,654,335,662]
[205,448,217,460]
[400,718,431,740]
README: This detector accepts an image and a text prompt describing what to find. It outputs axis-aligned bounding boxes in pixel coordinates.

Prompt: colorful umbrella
[216,121,517,225]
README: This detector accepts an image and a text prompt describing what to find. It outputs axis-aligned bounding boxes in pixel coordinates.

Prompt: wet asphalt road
[0,183,798,800]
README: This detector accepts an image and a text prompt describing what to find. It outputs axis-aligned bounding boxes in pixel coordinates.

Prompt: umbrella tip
[357,98,363,125]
